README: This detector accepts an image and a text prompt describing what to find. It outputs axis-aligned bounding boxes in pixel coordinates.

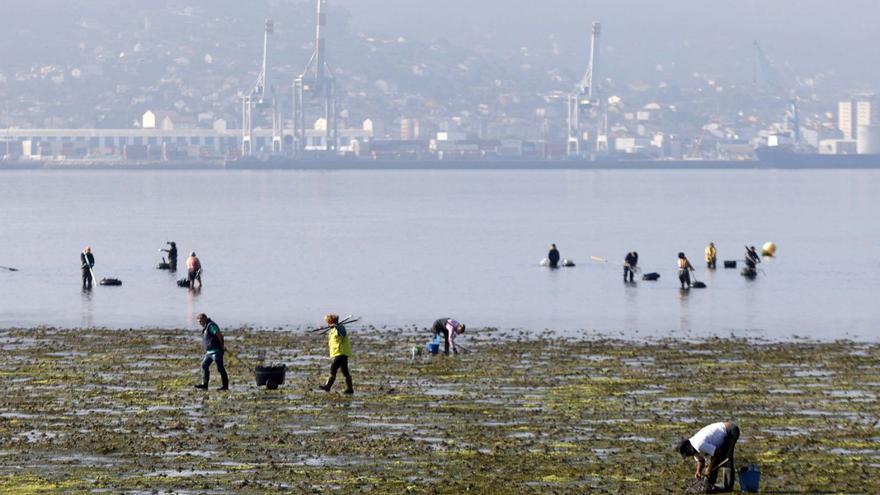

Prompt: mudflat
[0,327,877,494]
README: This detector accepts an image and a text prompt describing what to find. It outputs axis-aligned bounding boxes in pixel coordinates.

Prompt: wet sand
[0,327,877,494]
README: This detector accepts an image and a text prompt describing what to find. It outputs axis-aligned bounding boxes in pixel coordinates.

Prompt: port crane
[241,19,281,156]
[293,0,338,154]
[567,22,606,157]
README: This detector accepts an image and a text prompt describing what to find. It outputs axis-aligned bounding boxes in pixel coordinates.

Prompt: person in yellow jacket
[318,314,354,394]
[705,242,717,270]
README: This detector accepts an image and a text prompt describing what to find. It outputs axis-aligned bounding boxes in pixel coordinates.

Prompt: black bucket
[255,365,286,389]
[156,262,171,270]
[177,279,190,288]
[724,260,737,269]
[642,272,660,281]
[100,278,122,286]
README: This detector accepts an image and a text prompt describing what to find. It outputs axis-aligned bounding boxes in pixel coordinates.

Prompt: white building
[857,125,880,155]
[839,97,879,141]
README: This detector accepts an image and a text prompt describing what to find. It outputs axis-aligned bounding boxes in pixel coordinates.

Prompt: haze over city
[1,0,879,165]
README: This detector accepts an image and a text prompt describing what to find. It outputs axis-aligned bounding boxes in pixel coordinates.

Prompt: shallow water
[0,169,878,340]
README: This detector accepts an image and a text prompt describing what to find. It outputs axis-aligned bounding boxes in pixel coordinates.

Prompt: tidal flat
[0,327,877,494]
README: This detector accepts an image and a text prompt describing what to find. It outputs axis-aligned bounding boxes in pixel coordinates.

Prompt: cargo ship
[754,146,880,168]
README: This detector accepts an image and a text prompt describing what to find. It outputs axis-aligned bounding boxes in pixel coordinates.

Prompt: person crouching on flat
[676,421,740,493]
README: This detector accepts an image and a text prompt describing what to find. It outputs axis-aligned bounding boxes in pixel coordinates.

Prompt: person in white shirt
[676,421,740,492]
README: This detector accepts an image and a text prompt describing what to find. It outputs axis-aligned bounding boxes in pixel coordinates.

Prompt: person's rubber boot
[194,383,208,390]
[217,376,229,391]
[719,467,734,493]
[343,376,354,395]
[319,375,335,392]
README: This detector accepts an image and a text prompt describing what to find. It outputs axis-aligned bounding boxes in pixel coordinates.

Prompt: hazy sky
[335,0,879,88]
[1,0,877,97]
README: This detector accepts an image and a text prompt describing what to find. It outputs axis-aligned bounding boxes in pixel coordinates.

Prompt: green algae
[0,328,877,494]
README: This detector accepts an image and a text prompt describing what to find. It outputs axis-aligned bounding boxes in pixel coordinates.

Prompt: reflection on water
[80,288,94,328]
[0,169,879,340]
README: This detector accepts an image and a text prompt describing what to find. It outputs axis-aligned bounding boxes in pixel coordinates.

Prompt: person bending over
[676,421,740,493]
[624,251,639,283]
[432,318,466,355]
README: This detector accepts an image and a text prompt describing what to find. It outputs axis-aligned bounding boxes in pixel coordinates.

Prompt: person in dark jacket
[745,246,761,269]
[431,318,466,355]
[161,241,178,271]
[195,313,228,391]
[678,252,695,289]
[743,245,761,278]
[548,244,560,269]
[624,251,639,283]
[80,247,95,289]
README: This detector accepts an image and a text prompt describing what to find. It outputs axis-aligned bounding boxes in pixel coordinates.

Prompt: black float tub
[255,365,286,389]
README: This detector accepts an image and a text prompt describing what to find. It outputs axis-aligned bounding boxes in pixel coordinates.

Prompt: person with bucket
[705,242,717,270]
[318,314,354,395]
[186,252,202,288]
[194,313,229,391]
[624,251,639,283]
[431,318,466,355]
[678,252,695,289]
[676,421,740,493]
[80,247,96,290]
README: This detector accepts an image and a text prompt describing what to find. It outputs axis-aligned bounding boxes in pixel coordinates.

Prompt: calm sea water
[0,169,878,340]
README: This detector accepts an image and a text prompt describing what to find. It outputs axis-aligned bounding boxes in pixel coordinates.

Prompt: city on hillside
[0,1,878,164]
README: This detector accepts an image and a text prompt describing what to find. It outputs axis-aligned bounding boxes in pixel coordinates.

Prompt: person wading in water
[186,252,202,288]
[162,241,178,271]
[678,252,695,289]
[548,244,560,269]
[705,242,717,270]
[318,314,354,395]
[624,251,639,283]
[195,313,229,391]
[745,246,761,269]
[80,247,95,290]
